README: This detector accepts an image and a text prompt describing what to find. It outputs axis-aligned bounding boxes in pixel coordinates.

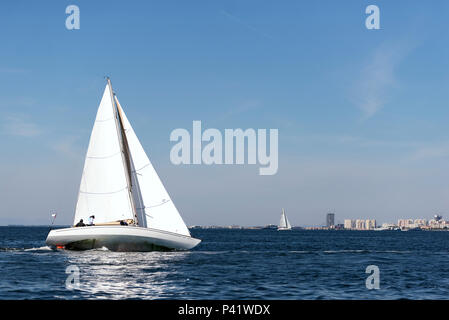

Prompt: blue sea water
[1,226,449,299]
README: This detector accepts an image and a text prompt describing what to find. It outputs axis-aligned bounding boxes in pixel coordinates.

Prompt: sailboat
[46,78,201,251]
[277,208,292,231]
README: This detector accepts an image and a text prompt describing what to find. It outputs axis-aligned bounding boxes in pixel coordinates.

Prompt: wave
[194,250,230,255]
[0,246,54,252]
[322,249,412,254]
[323,250,367,254]
[0,247,20,252]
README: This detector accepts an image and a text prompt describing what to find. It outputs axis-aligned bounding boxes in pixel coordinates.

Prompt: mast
[107,77,139,226]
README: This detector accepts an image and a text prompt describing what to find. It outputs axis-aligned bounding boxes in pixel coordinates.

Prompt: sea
[1,226,449,300]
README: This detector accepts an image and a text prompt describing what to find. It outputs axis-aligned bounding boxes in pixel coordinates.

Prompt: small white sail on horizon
[278,208,292,231]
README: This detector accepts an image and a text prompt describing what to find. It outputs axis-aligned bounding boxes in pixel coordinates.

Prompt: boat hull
[46,226,201,251]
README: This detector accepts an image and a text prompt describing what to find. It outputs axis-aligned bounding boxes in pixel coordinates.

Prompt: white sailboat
[277,208,292,231]
[46,78,201,251]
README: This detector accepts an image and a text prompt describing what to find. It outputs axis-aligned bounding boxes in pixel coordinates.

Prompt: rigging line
[94,117,115,123]
[137,200,171,211]
[79,186,128,195]
[132,162,151,173]
[86,151,121,159]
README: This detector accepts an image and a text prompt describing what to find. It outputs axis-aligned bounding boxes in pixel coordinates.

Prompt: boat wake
[24,246,53,252]
[0,246,53,252]
[322,249,412,254]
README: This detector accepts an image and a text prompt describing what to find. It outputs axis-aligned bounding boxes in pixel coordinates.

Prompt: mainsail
[74,82,191,237]
[74,84,134,225]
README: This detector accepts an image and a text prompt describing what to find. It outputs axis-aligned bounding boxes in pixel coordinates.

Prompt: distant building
[398,219,413,228]
[365,219,376,230]
[343,219,376,230]
[429,218,446,229]
[326,213,335,228]
[344,219,353,229]
[414,219,427,227]
[355,219,365,230]
[398,218,427,229]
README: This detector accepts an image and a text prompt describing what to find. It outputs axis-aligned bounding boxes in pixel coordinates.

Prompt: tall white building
[414,219,427,227]
[429,219,446,229]
[355,219,365,230]
[365,219,376,230]
[398,218,427,229]
[398,219,414,228]
[344,219,354,229]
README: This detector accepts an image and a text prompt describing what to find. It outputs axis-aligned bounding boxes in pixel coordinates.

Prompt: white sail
[73,85,134,225]
[47,80,201,252]
[286,216,292,229]
[278,209,291,230]
[279,209,287,228]
[115,97,191,237]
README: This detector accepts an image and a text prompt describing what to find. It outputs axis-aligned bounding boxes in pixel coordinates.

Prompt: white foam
[24,246,53,252]
[94,246,110,251]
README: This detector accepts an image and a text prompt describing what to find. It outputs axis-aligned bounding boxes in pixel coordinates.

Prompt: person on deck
[88,215,95,226]
[120,220,128,226]
[75,219,86,227]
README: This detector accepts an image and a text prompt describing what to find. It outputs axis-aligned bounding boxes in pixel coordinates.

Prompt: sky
[1,0,449,226]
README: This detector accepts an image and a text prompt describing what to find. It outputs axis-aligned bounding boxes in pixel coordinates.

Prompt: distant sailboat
[46,78,201,251]
[278,208,292,231]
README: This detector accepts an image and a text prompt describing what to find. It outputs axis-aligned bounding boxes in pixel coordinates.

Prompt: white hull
[46,226,201,251]
[277,227,291,231]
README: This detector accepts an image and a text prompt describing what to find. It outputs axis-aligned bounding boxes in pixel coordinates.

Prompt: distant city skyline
[2,1,449,226]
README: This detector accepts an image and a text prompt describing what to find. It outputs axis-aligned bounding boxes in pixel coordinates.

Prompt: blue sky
[1,1,449,226]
